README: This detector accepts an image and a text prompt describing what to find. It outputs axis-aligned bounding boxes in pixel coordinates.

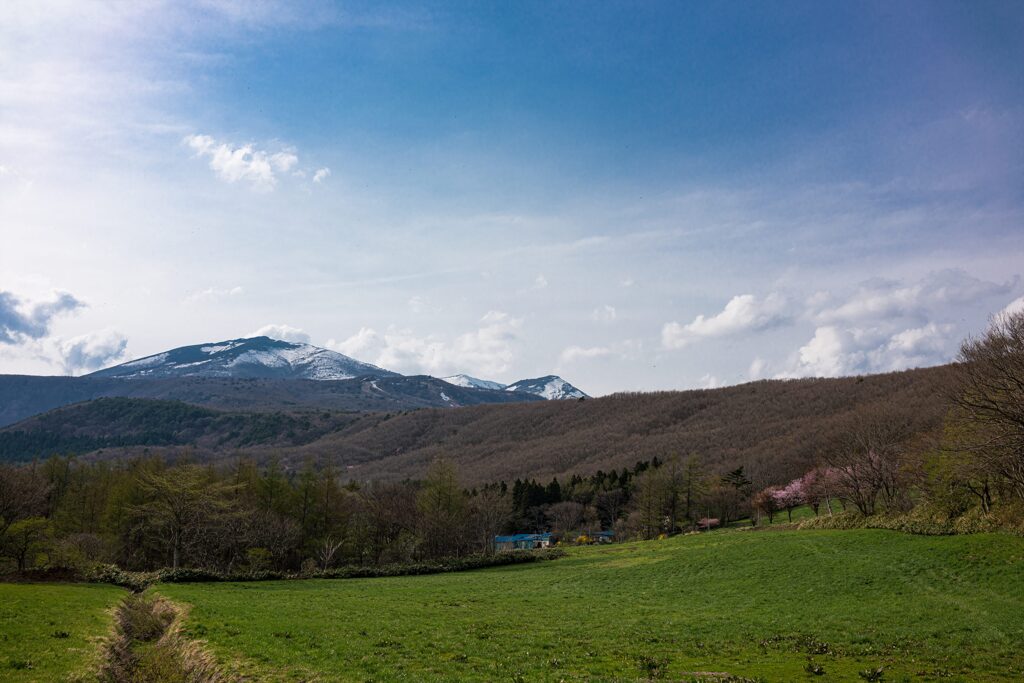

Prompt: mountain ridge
[88,336,396,381]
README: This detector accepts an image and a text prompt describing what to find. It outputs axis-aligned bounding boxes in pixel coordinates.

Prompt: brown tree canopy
[952,309,1024,499]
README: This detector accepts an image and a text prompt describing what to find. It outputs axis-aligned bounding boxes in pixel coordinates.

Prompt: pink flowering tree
[773,478,806,522]
[799,467,840,516]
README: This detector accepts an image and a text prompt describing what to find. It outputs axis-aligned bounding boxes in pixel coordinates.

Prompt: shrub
[84,563,155,592]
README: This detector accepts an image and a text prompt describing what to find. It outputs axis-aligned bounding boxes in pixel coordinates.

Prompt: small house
[494,532,553,551]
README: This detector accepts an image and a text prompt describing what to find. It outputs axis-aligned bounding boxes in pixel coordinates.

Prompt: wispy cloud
[560,345,612,364]
[185,286,244,303]
[662,293,790,349]
[590,305,617,324]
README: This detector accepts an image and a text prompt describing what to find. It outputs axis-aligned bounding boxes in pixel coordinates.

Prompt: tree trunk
[172,529,181,570]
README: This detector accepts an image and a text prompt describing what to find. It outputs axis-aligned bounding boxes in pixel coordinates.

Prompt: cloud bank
[327,311,523,379]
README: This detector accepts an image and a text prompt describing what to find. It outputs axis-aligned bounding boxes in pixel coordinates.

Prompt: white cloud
[533,274,548,289]
[184,134,303,191]
[326,311,523,378]
[248,324,311,343]
[697,373,721,389]
[185,285,243,302]
[328,326,380,358]
[407,295,440,314]
[812,270,1013,324]
[778,322,955,378]
[313,167,331,183]
[590,305,617,323]
[57,329,127,375]
[1000,295,1024,318]
[662,293,789,349]
[560,345,612,364]
[874,322,953,371]
[748,357,768,380]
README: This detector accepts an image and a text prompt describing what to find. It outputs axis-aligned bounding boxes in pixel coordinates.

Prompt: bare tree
[0,465,50,540]
[547,501,585,536]
[468,488,511,554]
[317,535,345,569]
[951,309,1024,500]
[823,406,913,515]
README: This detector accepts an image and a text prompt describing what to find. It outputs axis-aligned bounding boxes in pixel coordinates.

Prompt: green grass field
[0,583,125,682]
[156,529,1024,682]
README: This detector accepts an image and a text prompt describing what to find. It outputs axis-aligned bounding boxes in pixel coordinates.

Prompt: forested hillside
[2,365,952,485]
[307,365,951,484]
[0,398,363,461]
[0,373,541,428]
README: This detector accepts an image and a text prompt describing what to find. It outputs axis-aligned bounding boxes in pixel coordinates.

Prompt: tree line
[1,309,1022,574]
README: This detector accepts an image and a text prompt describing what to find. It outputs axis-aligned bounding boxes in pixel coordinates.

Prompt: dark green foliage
[0,397,360,461]
[84,564,155,592]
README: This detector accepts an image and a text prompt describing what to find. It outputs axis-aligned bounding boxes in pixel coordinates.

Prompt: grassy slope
[0,583,124,682]
[159,530,1024,682]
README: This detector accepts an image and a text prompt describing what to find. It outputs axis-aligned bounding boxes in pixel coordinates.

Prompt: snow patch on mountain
[504,375,588,400]
[89,336,397,381]
[440,374,507,391]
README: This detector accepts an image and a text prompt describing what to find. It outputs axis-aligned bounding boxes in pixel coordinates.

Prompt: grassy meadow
[156,529,1024,682]
[0,583,124,682]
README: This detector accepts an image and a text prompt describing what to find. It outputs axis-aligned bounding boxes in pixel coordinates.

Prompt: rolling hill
[0,365,953,485]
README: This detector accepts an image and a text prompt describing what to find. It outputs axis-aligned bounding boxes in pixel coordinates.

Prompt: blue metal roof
[494,533,552,543]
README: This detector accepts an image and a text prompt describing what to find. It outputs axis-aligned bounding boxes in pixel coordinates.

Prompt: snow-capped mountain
[440,374,507,391]
[88,337,397,381]
[85,336,587,401]
[505,375,588,400]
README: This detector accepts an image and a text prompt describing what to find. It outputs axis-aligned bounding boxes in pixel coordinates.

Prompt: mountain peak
[88,336,397,381]
[505,375,588,400]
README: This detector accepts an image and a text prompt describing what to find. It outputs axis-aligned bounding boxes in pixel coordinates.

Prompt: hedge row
[79,549,566,590]
[797,506,1024,536]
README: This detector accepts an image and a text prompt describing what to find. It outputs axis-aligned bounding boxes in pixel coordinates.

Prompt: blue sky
[1,1,1022,394]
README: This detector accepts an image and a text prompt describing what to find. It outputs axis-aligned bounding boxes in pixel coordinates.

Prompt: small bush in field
[858,666,885,681]
[804,658,825,675]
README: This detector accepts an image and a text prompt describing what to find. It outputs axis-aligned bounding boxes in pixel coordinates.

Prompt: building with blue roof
[494,532,553,551]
